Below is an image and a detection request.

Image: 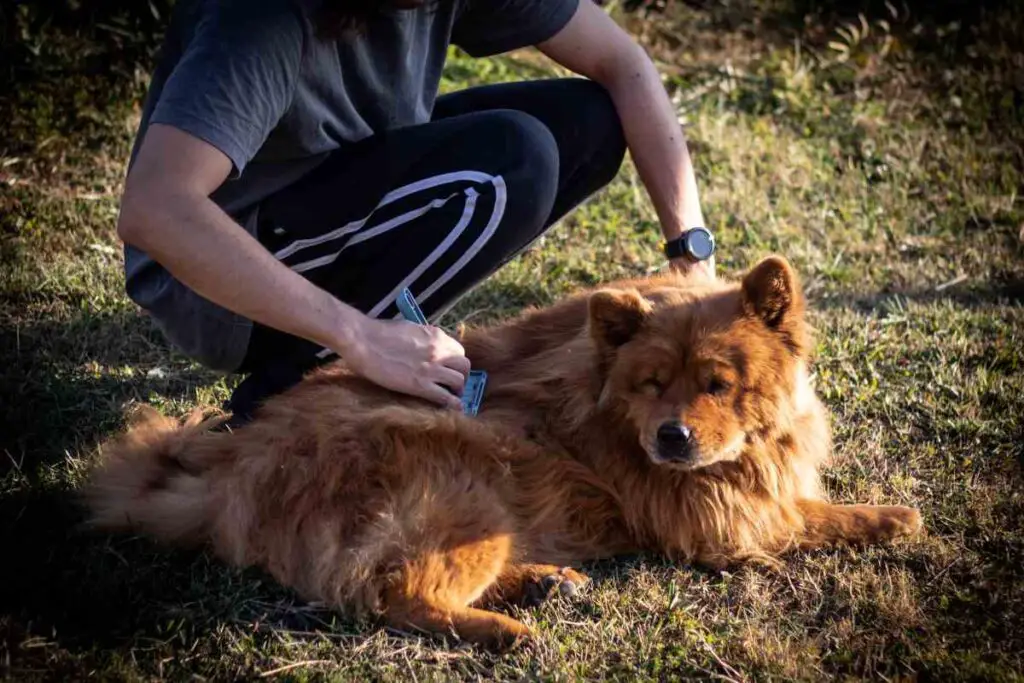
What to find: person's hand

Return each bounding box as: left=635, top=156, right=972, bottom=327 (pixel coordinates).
left=341, top=316, right=470, bottom=409
left=669, top=254, right=716, bottom=283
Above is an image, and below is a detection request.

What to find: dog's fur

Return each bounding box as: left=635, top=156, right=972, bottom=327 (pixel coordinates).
left=84, top=256, right=922, bottom=648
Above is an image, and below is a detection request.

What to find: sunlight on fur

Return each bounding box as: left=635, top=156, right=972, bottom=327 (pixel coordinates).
left=83, top=255, right=923, bottom=649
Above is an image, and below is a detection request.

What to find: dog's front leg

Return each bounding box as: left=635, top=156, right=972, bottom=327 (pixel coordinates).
left=795, top=499, right=923, bottom=548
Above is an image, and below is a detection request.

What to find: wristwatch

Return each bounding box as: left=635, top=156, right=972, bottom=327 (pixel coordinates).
left=664, top=227, right=716, bottom=262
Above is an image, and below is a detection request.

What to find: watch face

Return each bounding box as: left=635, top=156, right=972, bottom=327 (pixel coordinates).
left=687, top=229, right=715, bottom=260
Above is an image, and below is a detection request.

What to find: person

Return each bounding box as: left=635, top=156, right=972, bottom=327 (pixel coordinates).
left=117, top=0, right=717, bottom=425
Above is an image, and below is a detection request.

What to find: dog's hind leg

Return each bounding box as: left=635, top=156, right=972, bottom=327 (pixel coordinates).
left=796, top=500, right=923, bottom=547
left=372, top=469, right=534, bottom=649
left=380, top=531, right=532, bottom=649
left=480, top=564, right=590, bottom=608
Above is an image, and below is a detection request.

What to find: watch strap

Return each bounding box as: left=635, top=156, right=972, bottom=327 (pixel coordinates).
left=663, top=235, right=690, bottom=260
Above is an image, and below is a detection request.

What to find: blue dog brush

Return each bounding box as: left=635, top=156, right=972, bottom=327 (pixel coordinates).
left=396, top=288, right=487, bottom=416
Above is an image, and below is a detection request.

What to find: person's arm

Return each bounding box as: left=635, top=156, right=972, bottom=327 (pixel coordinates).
left=537, top=1, right=713, bottom=279
left=119, top=123, right=468, bottom=408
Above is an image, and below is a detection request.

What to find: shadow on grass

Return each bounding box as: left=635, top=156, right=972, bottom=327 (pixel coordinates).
left=4, top=0, right=1020, bottom=168
left=0, top=484, right=301, bottom=678
left=641, top=0, right=1019, bottom=62
left=642, top=0, right=1023, bottom=155
left=811, top=273, right=1024, bottom=313
left=0, top=474, right=371, bottom=678
left=0, top=308, right=253, bottom=674
left=0, top=309, right=226, bottom=478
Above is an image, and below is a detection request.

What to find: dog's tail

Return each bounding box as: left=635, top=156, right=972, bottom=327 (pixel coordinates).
left=82, top=405, right=231, bottom=546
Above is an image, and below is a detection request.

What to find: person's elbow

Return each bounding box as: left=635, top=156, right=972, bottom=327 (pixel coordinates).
left=116, top=178, right=182, bottom=250
left=116, top=184, right=151, bottom=247
left=116, top=124, right=232, bottom=249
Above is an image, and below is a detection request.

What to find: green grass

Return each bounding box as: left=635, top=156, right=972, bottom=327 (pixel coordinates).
left=2, top=1, right=1023, bottom=680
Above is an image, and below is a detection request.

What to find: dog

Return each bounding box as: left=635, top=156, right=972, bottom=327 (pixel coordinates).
left=83, top=255, right=922, bottom=648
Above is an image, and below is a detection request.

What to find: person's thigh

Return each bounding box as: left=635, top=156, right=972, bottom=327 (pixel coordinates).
left=433, top=78, right=627, bottom=223
left=239, top=108, right=561, bottom=373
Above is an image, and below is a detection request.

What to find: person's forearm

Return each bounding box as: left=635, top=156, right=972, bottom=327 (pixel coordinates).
left=599, top=45, right=705, bottom=241
left=118, top=190, right=363, bottom=355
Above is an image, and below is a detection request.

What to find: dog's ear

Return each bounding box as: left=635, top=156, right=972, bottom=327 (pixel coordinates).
left=741, top=256, right=808, bottom=355
left=589, top=288, right=652, bottom=350
left=741, top=256, right=804, bottom=327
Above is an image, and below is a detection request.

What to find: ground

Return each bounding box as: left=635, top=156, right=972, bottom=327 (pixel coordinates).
left=1, top=1, right=1022, bottom=680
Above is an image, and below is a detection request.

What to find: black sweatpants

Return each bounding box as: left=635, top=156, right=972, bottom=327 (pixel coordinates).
left=227, top=78, right=627, bottom=422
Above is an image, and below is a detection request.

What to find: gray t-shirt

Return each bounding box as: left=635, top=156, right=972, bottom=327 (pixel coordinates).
left=125, top=0, right=578, bottom=372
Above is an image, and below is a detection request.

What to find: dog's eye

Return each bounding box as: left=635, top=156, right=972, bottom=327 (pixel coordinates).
left=640, top=378, right=665, bottom=395
left=706, top=378, right=732, bottom=396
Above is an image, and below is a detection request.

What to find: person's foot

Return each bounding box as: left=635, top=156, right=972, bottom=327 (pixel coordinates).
left=222, top=363, right=310, bottom=429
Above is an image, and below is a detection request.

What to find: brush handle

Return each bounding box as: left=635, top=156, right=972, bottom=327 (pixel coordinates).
left=395, top=288, right=486, bottom=416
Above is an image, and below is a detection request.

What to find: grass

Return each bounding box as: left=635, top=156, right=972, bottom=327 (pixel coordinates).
left=2, top=0, right=1023, bottom=680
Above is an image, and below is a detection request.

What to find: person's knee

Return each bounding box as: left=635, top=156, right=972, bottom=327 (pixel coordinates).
left=488, top=109, right=559, bottom=179
left=475, top=110, right=560, bottom=227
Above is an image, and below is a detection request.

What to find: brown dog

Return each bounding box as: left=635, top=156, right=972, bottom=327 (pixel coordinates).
left=84, top=256, right=922, bottom=648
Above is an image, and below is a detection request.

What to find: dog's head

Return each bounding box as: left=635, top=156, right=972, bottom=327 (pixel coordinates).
left=588, top=256, right=812, bottom=471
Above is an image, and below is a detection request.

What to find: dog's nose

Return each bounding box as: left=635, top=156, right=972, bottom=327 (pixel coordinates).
left=656, top=421, right=693, bottom=461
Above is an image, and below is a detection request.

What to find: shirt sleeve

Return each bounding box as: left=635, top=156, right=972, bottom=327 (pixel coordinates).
left=452, top=0, right=580, bottom=58
left=149, top=0, right=306, bottom=178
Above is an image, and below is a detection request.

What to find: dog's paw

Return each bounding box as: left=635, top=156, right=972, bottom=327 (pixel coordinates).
left=524, top=567, right=589, bottom=607
left=879, top=506, right=923, bottom=539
